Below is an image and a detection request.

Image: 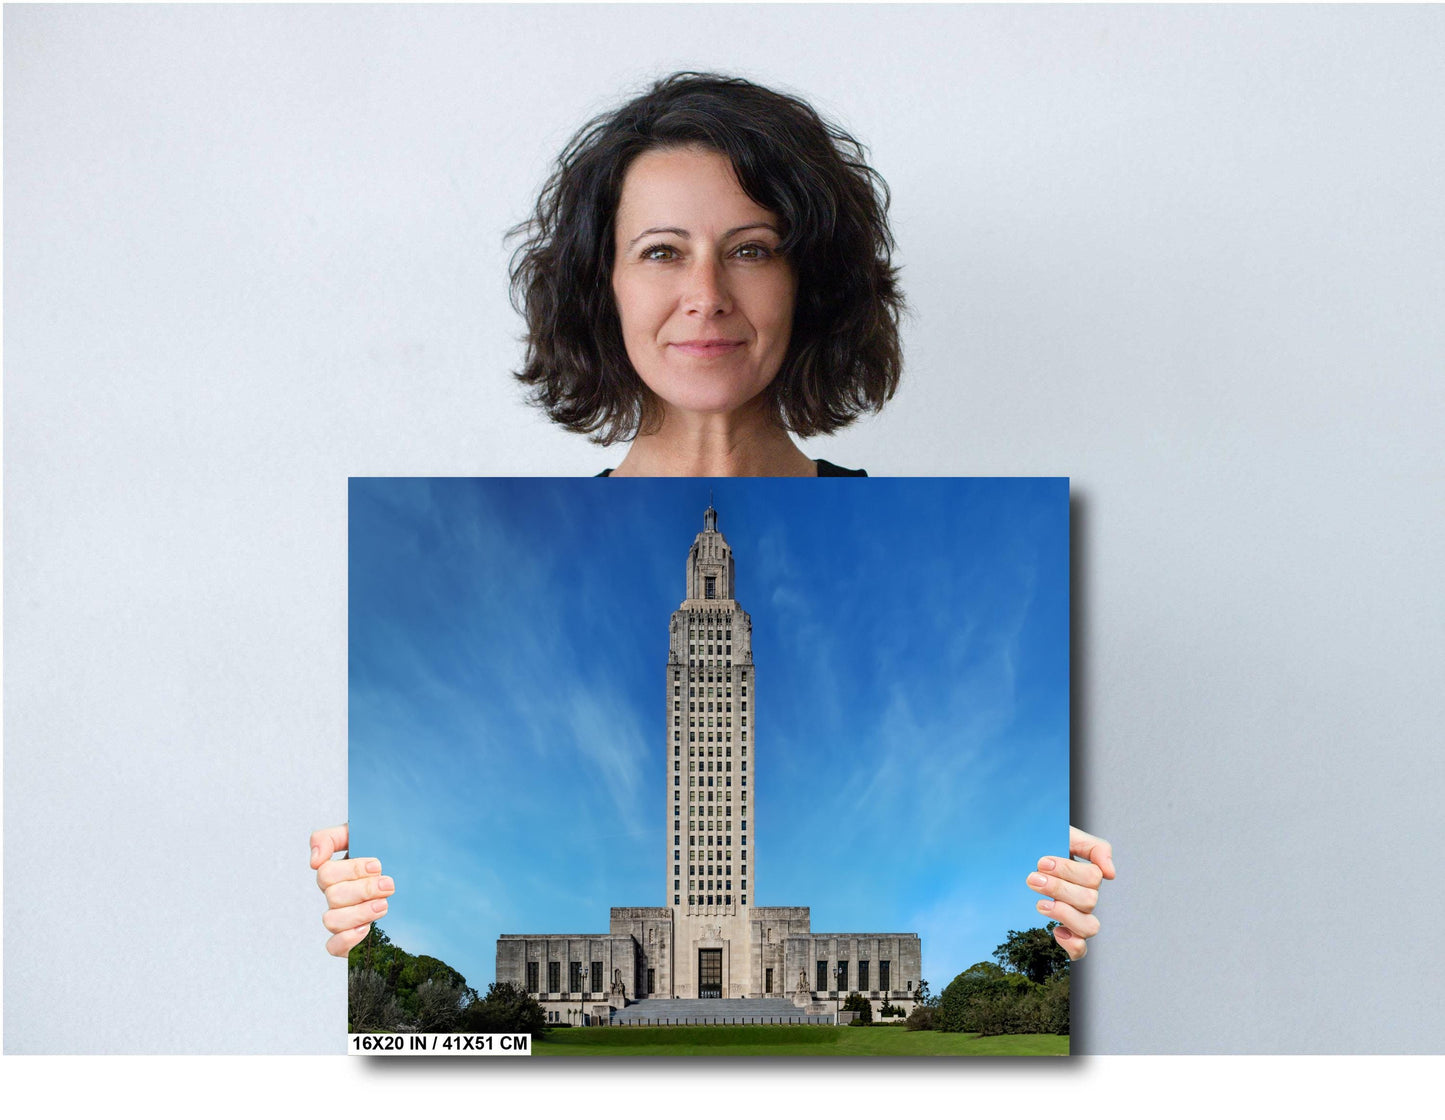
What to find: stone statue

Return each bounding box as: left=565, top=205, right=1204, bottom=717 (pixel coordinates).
left=610, top=968, right=626, bottom=998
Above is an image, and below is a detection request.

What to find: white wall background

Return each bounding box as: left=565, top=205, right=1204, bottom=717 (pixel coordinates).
left=6, top=4, right=1443, bottom=1053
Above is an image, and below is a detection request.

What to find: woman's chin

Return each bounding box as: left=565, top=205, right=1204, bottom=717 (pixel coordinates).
left=650, top=381, right=775, bottom=425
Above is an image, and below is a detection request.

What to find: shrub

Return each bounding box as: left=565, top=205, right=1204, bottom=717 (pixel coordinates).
left=938, top=964, right=1008, bottom=1033
left=841, top=991, right=873, bottom=1024
left=1038, top=972, right=1070, bottom=1035
left=934, top=962, right=1070, bottom=1036
left=904, top=1004, right=936, bottom=1031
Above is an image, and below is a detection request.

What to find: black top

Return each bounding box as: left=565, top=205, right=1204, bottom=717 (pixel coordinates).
left=596, top=459, right=866, bottom=478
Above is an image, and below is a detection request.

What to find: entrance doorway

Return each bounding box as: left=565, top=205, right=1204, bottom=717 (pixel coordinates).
left=698, top=949, right=722, bottom=998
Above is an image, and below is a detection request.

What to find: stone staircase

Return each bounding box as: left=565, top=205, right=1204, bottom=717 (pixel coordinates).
left=609, top=997, right=835, bottom=1026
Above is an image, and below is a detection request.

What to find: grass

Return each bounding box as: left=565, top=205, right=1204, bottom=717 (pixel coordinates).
left=532, top=1024, right=1068, bottom=1056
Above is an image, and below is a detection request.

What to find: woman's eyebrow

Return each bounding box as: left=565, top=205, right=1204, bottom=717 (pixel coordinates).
left=626, top=223, right=780, bottom=249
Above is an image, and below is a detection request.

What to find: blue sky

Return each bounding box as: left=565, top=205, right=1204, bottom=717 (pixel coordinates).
left=349, top=477, right=1069, bottom=995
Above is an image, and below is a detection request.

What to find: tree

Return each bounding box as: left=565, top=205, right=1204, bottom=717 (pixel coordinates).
left=414, top=977, right=465, bottom=1032
left=459, top=981, right=548, bottom=1039
left=992, top=924, right=1070, bottom=985
left=348, top=968, right=402, bottom=1033
left=937, top=962, right=1028, bottom=1033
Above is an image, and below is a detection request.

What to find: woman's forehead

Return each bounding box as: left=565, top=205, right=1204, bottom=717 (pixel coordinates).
left=615, top=147, right=778, bottom=233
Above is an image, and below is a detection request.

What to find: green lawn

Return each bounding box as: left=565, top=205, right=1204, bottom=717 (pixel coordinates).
left=532, top=1024, right=1068, bottom=1056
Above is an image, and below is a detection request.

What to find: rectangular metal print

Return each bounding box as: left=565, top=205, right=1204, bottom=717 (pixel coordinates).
left=347, top=477, right=1071, bottom=1056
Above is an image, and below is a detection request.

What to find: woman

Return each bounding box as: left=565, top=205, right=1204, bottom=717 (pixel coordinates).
left=313, top=72, right=1113, bottom=964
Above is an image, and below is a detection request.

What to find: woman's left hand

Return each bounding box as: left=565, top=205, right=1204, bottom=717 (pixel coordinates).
left=1027, top=826, right=1115, bottom=961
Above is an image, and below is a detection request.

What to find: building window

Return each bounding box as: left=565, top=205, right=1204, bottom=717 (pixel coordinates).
left=705, top=576, right=716, bottom=598
left=548, top=961, right=560, bottom=993
left=647, top=968, right=656, bottom=995
left=838, top=960, right=849, bottom=990
left=591, top=961, right=603, bottom=993
left=569, top=961, right=583, bottom=993
left=859, top=961, right=869, bottom=991
left=817, top=961, right=827, bottom=993
left=526, top=961, right=539, bottom=993
left=880, top=961, right=891, bottom=991
left=765, top=967, right=773, bottom=994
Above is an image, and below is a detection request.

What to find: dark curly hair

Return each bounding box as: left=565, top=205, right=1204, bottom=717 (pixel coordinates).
left=509, top=72, right=904, bottom=445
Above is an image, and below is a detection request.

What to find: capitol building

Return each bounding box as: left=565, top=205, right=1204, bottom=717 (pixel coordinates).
left=495, top=503, right=922, bottom=1025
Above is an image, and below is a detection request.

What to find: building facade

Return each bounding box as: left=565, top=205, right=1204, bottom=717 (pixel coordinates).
left=496, top=504, right=922, bottom=1021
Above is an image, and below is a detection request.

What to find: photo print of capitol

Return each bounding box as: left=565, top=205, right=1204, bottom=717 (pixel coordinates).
left=348, top=477, right=1070, bottom=1037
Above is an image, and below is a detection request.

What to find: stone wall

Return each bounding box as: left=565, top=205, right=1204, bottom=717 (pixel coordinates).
left=783, top=932, right=923, bottom=1003
left=495, top=934, right=638, bottom=1002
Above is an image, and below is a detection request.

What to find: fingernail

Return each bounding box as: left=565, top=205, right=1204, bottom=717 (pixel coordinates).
left=379, top=876, right=395, bottom=892
left=1037, top=898, right=1054, bottom=911
left=1028, top=873, right=1048, bottom=887
left=1055, top=927, right=1073, bottom=939
left=1039, top=857, right=1056, bottom=871
left=371, top=899, right=389, bottom=914
left=365, top=859, right=381, bottom=874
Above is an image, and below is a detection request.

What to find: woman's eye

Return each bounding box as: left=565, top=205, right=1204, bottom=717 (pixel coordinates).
left=642, top=244, right=678, bottom=261
left=734, top=243, right=773, bottom=260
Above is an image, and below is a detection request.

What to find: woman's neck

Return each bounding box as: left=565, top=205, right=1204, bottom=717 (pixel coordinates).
left=610, top=404, right=817, bottom=477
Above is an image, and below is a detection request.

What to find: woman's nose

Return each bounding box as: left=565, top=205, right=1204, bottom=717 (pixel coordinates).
left=682, top=258, right=732, bottom=317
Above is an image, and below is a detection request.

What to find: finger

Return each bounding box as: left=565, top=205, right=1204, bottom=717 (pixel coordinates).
left=324, top=874, right=396, bottom=909
left=1053, top=925, right=1087, bottom=962
left=310, top=824, right=349, bottom=870
left=1036, top=854, right=1103, bottom=890
left=1027, top=869, right=1098, bottom=914
left=316, top=856, right=382, bottom=891
left=327, top=923, right=373, bottom=958
left=1069, top=827, right=1116, bottom=880
left=1035, top=895, right=1100, bottom=939
left=323, top=897, right=390, bottom=935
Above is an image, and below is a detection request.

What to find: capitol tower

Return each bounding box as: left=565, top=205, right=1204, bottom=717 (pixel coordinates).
left=665, top=502, right=755, bottom=995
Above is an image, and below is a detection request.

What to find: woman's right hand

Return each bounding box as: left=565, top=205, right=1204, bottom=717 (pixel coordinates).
left=310, top=823, right=394, bottom=957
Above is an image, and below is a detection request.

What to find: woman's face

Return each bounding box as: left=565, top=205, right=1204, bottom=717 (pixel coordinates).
left=611, top=146, right=797, bottom=421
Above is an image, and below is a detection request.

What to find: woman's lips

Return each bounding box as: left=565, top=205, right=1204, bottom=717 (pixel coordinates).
left=670, top=340, right=744, bottom=356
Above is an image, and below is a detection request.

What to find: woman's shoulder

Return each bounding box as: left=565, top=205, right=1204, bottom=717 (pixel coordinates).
left=813, top=459, right=867, bottom=477
left=597, top=461, right=867, bottom=478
